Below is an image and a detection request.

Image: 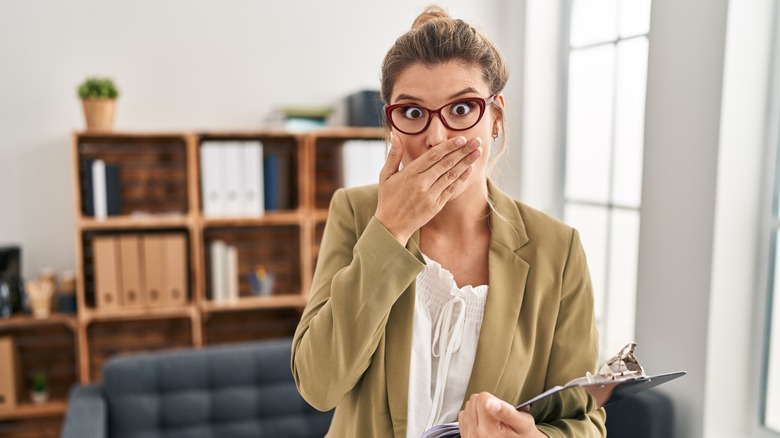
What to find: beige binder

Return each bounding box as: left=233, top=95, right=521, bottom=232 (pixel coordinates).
left=119, top=235, right=145, bottom=308
left=142, top=234, right=166, bottom=307
left=93, top=236, right=122, bottom=309
left=164, top=234, right=188, bottom=306
left=0, top=337, right=21, bottom=411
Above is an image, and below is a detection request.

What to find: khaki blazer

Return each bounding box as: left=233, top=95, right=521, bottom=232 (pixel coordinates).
left=292, top=182, right=606, bottom=437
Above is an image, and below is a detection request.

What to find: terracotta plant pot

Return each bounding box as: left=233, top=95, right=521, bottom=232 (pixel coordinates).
left=82, top=98, right=116, bottom=131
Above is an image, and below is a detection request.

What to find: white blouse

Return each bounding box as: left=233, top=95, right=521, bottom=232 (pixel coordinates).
left=406, top=255, right=488, bottom=438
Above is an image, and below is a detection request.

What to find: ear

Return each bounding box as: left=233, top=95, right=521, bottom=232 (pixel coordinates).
left=495, top=93, right=506, bottom=108
left=492, top=94, right=506, bottom=137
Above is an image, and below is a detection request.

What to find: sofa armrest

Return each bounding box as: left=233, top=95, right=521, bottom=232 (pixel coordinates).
left=61, top=384, right=107, bottom=438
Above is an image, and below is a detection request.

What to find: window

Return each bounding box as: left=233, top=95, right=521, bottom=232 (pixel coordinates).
left=563, top=0, right=651, bottom=357
left=761, top=20, right=780, bottom=428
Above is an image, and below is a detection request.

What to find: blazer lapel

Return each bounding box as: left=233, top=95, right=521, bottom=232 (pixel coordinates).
left=386, top=229, right=422, bottom=436
left=463, top=182, right=530, bottom=402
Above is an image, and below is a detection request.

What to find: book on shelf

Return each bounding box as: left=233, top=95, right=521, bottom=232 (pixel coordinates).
left=92, top=232, right=188, bottom=312
left=143, top=234, right=166, bottom=307
left=340, top=139, right=386, bottom=188
left=209, top=240, right=239, bottom=304
left=92, top=236, right=122, bottom=309
left=200, top=141, right=226, bottom=217
left=91, top=160, right=106, bottom=219
left=243, top=141, right=265, bottom=216
left=0, top=336, right=22, bottom=411
left=118, top=235, right=145, bottom=308
left=226, top=245, right=239, bottom=303
left=223, top=141, right=243, bottom=216
left=263, top=154, right=292, bottom=211
left=80, top=158, right=95, bottom=216
left=200, top=140, right=266, bottom=217
left=90, top=159, right=122, bottom=219
left=264, top=106, right=334, bottom=133
left=105, top=163, right=122, bottom=216
left=163, top=234, right=188, bottom=306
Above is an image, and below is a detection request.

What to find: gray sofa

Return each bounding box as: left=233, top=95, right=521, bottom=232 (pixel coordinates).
left=60, top=338, right=332, bottom=438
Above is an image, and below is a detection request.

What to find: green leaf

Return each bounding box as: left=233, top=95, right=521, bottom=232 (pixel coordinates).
left=77, top=76, right=120, bottom=99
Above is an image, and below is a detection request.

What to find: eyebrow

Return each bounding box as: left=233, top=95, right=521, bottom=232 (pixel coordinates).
left=394, top=87, right=481, bottom=103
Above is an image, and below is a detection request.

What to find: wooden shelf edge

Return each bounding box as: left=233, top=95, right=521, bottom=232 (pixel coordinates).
left=78, top=214, right=191, bottom=230
left=196, top=130, right=300, bottom=139
left=0, top=314, right=78, bottom=331
left=201, top=295, right=308, bottom=314
left=0, top=400, right=67, bottom=420
left=309, top=127, right=386, bottom=139
left=74, top=131, right=188, bottom=139
left=201, top=210, right=305, bottom=227
left=82, top=305, right=197, bottom=323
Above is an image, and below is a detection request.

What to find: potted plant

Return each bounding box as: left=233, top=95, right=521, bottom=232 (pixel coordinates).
left=29, top=371, right=49, bottom=404
left=78, top=76, right=119, bottom=131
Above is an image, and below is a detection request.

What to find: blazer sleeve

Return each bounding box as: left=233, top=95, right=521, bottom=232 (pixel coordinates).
left=291, top=188, right=425, bottom=411
left=534, top=228, right=607, bottom=437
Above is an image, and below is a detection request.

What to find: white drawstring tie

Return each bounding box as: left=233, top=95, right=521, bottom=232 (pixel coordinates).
left=425, top=295, right=467, bottom=430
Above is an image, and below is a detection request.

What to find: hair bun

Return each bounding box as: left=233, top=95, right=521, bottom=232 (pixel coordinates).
left=411, top=5, right=451, bottom=29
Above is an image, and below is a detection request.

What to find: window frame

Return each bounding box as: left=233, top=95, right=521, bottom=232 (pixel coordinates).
left=752, top=1, right=780, bottom=435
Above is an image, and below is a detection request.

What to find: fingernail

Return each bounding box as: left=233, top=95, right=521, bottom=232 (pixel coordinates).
left=487, top=398, right=501, bottom=413
left=455, top=137, right=466, bottom=146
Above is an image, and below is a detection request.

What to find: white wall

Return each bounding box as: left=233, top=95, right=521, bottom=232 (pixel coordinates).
left=0, top=0, right=513, bottom=280
left=636, top=0, right=729, bottom=437
left=704, top=0, right=774, bottom=436
left=519, top=0, right=565, bottom=216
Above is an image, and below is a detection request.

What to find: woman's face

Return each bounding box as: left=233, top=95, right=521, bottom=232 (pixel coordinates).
left=389, top=61, right=501, bottom=195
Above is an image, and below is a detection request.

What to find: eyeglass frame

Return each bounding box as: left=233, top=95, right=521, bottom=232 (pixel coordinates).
left=384, top=95, right=496, bottom=135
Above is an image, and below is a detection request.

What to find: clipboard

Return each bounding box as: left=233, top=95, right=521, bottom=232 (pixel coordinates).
left=515, top=370, right=687, bottom=410
left=421, top=343, right=686, bottom=438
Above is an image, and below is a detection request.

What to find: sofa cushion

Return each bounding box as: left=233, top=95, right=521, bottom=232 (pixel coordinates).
left=101, top=338, right=330, bottom=438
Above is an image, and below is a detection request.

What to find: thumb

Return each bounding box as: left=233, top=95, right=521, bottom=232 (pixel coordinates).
left=379, top=137, right=403, bottom=182
left=486, top=397, right=525, bottom=431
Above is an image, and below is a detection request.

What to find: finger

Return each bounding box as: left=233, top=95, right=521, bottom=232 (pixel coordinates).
left=460, top=394, right=480, bottom=435
left=431, top=160, right=475, bottom=207
left=425, top=138, right=481, bottom=196
left=430, top=137, right=482, bottom=178
left=379, top=138, right=403, bottom=182
left=405, top=135, right=469, bottom=173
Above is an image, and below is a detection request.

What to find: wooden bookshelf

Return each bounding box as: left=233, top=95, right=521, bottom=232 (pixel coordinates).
left=0, top=127, right=384, bottom=433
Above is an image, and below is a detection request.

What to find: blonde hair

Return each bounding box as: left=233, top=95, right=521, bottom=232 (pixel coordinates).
left=380, top=5, right=510, bottom=173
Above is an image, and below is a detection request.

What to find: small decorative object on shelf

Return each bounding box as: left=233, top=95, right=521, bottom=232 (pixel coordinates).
left=25, top=277, right=54, bottom=319
left=249, top=265, right=275, bottom=296
left=0, top=281, right=11, bottom=318
left=29, top=371, right=48, bottom=404
left=58, top=271, right=77, bottom=314
left=77, top=76, right=119, bottom=131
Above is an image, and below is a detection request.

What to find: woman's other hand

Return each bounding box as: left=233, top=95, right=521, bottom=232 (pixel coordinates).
left=458, top=392, right=545, bottom=438
left=375, top=135, right=482, bottom=245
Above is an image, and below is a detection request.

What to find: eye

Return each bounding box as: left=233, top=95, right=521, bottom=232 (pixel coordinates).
left=450, top=101, right=477, bottom=117
left=401, top=106, right=426, bottom=120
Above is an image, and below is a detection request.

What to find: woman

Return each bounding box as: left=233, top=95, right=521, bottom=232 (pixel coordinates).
left=291, top=6, right=606, bottom=437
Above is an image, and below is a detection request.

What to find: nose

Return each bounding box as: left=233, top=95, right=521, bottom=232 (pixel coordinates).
left=424, top=113, right=449, bottom=148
